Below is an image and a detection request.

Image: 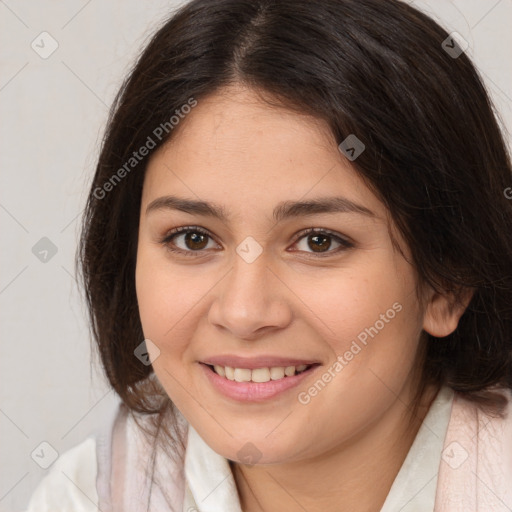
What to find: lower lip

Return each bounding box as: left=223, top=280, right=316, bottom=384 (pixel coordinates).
left=200, top=363, right=319, bottom=402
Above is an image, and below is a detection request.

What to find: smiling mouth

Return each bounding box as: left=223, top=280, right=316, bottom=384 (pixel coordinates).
left=204, top=363, right=318, bottom=383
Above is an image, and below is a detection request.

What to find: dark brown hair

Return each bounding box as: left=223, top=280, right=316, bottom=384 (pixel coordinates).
left=79, top=0, right=512, bottom=423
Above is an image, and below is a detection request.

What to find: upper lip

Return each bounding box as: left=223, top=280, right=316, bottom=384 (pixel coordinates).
left=201, top=355, right=321, bottom=369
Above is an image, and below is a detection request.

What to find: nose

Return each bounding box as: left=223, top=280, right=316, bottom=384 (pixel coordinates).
left=207, top=252, right=293, bottom=340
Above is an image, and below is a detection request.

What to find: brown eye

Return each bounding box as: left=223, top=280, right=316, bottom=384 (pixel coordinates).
left=162, top=226, right=220, bottom=256
left=184, top=231, right=209, bottom=250
left=308, top=233, right=332, bottom=252
left=292, top=228, right=353, bottom=256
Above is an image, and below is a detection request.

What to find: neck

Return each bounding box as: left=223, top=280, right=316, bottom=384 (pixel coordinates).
left=231, top=383, right=439, bottom=512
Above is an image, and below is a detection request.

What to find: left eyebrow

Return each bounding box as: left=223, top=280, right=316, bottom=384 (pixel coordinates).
left=145, top=195, right=376, bottom=221
left=272, top=197, right=376, bottom=221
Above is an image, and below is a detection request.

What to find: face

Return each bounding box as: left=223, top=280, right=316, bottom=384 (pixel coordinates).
left=135, top=84, right=456, bottom=465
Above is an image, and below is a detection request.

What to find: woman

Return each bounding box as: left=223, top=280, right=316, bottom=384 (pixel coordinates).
left=27, top=0, right=512, bottom=510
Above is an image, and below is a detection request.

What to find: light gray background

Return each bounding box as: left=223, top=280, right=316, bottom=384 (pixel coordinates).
left=1, top=1, right=511, bottom=510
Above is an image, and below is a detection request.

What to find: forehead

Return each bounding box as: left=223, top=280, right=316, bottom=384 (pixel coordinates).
left=142, top=85, right=386, bottom=221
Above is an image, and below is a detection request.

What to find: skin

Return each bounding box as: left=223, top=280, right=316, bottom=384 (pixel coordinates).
left=135, top=84, right=471, bottom=512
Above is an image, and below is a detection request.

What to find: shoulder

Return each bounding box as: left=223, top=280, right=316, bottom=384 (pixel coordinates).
left=25, top=401, right=190, bottom=511
left=26, top=397, right=122, bottom=511
left=449, top=386, right=512, bottom=455
left=474, top=387, right=512, bottom=456
left=453, top=386, right=512, bottom=433
left=26, top=437, right=99, bottom=512
left=436, top=387, right=512, bottom=510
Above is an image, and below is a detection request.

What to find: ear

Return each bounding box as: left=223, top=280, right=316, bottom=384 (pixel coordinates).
left=423, top=286, right=474, bottom=338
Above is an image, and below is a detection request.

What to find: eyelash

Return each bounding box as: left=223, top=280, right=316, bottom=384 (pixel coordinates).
left=159, top=225, right=354, bottom=258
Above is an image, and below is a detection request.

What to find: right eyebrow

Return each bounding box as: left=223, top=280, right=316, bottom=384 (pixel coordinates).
left=145, top=195, right=230, bottom=222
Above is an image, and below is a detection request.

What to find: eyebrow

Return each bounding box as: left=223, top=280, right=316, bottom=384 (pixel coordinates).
left=145, top=195, right=376, bottom=222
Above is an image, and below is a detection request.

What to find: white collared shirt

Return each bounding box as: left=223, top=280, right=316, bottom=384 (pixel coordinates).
left=26, top=387, right=454, bottom=511
left=183, top=386, right=454, bottom=512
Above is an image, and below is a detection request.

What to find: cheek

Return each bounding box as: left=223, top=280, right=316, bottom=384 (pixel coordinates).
left=135, top=249, right=206, bottom=409
left=135, top=248, right=191, bottom=351
left=135, top=252, right=171, bottom=341
left=135, top=246, right=220, bottom=359
left=290, top=268, right=423, bottom=446
left=294, top=260, right=422, bottom=379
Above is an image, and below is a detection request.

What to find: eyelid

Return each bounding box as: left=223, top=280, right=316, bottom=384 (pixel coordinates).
left=160, top=225, right=215, bottom=243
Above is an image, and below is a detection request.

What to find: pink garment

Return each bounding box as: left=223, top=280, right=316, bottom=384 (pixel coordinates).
left=96, top=405, right=189, bottom=511
left=96, top=388, right=512, bottom=511
left=434, top=389, right=512, bottom=511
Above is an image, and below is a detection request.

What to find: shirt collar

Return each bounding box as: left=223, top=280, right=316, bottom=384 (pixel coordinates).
left=184, top=425, right=242, bottom=512
left=379, top=385, right=454, bottom=512
left=184, top=386, right=454, bottom=512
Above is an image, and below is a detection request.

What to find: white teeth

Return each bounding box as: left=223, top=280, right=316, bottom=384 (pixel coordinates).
left=213, top=365, right=225, bottom=377
left=251, top=368, right=270, bottom=382
left=211, top=364, right=311, bottom=382
left=270, top=367, right=285, bottom=380
left=284, top=366, right=295, bottom=376
left=234, top=368, right=252, bottom=382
